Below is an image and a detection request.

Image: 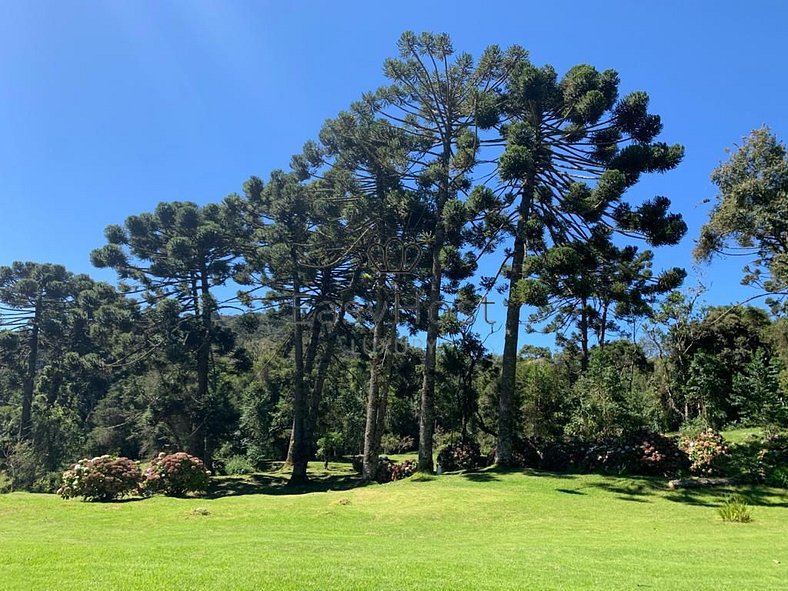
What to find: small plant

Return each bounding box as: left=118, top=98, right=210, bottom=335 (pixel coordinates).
left=143, top=452, right=211, bottom=496
left=58, top=455, right=142, bottom=501
left=717, top=495, right=752, bottom=523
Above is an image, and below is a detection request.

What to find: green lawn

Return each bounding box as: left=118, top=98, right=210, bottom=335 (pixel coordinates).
left=722, top=427, right=765, bottom=444
left=1, top=465, right=786, bottom=590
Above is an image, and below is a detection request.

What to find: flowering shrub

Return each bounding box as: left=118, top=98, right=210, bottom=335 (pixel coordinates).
left=143, top=452, right=211, bottom=496
left=680, top=428, right=729, bottom=475
left=371, top=457, right=418, bottom=483
left=634, top=432, right=689, bottom=477
left=58, top=455, right=142, bottom=501
left=437, top=439, right=484, bottom=472
left=388, top=459, right=417, bottom=481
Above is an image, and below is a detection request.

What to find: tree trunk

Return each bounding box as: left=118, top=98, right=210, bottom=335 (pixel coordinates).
left=418, top=232, right=443, bottom=473
left=288, top=258, right=309, bottom=485
left=363, top=274, right=386, bottom=480
left=496, top=186, right=533, bottom=466
left=580, top=299, right=590, bottom=371
left=194, top=267, right=213, bottom=466
left=374, top=329, right=395, bottom=458
left=309, top=270, right=360, bottom=443
left=286, top=296, right=325, bottom=464
left=18, top=297, right=42, bottom=441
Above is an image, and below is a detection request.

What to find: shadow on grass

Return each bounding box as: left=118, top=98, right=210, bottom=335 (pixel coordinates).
left=580, top=475, right=788, bottom=508
left=207, top=470, right=366, bottom=498
left=462, top=472, right=501, bottom=483
left=663, top=486, right=788, bottom=508
left=555, top=488, right=585, bottom=495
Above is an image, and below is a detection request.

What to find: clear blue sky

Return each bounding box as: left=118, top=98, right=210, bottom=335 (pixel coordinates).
left=1, top=1, right=786, bottom=350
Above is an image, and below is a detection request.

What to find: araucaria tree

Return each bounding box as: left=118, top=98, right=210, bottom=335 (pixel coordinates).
left=91, top=201, right=241, bottom=464
left=369, top=31, right=525, bottom=471
left=0, top=263, right=79, bottom=439
left=484, top=58, right=687, bottom=465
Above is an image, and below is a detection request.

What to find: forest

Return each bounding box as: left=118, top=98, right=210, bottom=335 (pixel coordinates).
left=1, top=31, right=787, bottom=494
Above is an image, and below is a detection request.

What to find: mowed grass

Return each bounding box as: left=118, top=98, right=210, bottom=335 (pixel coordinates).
left=1, top=466, right=787, bottom=591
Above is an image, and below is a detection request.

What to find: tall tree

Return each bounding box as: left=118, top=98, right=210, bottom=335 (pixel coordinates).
left=0, top=262, right=77, bottom=439
left=370, top=31, right=524, bottom=471
left=91, top=201, right=241, bottom=464
left=294, top=107, right=425, bottom=480
left=483, top=58, right=686, bottom=464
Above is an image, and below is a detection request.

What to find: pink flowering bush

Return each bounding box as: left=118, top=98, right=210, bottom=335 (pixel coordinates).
left=388, top=459, right=417, bottom=481
left=374, top=457, right=417, bottom=483
left=680, top=428, right=729, bottom=475
left=58, top=455, right=142, bottom=501
left=143, top=452, right=211, bottom=496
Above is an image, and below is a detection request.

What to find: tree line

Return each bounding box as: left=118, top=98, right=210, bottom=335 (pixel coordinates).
left=1, top=32, right=786, bottom=490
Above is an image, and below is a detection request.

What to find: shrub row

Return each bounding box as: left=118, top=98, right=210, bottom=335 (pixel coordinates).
left=58, top=452, right=210, bottom=501
left=477, top=430, right=691, bottom=477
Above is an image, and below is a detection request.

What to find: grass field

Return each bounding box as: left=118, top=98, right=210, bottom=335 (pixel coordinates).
left=1, top=463, right=787, bottom=591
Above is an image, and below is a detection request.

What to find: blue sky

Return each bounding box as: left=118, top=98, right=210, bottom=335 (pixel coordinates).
left=1, top=1, right=786, bottom=351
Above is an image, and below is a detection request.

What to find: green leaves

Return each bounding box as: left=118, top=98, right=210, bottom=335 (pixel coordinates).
left=696, top=128, right=788, bottom=293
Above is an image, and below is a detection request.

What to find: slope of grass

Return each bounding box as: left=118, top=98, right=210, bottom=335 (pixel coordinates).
left=722, top=427, right=765, bottom=444
left=1, top=466, right=786, bottom=591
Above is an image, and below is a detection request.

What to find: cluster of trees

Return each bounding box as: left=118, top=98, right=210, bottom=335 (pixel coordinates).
left=1, top=33, right=786, bottom=490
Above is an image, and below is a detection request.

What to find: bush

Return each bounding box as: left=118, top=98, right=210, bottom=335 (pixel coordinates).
left=31, top=471, right=63, bottom=493
left=388, top=459, right=417, bottom=481
left=381, top=434, right=415, bottom=455
left=632, top=431, right=689, bottom=477
left=223, top=455, right=255, bottom=476
left=505, top=432, right=688, bottom=477
left=143, top=452, right=210, bottom=496
left=728, top=431, right=788, bottom=486
left=766, top=466, right=788, bottom=488
left=718, top=495, right=752, bottom=523
left=351, top=455, right=364, bottom=474
left=680, top=428, right=729, bottom=476
left=58, top=456, right=142, bottom=501
left=374, top=457, right=417, bottom=483
left=437, top=439, right=484, bottom=472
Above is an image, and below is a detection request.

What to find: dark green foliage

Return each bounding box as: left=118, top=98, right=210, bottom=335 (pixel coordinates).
left=732, top=349, right=787, bottom=429
left=437, top=439, right=485, bottom=472
left=727, top=431, right=788, bottom=487
left=565, top=346, right=652, bottom=439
